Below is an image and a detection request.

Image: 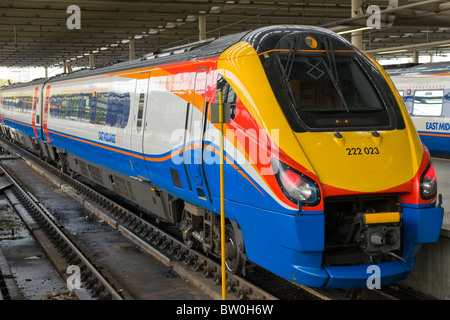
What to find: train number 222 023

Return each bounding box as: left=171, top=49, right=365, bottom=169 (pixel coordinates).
left=346, top=147, right=380, bottom=156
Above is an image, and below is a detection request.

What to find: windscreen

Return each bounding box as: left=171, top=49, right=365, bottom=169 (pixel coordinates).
left=280, top=55, right=389, bottom=129
left=259, top=32, right=403, bottom=132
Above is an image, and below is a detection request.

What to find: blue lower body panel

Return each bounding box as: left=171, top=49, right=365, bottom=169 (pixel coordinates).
left=40, top=127, right=444, bottom=288
left=325, top=261, right=412, bottom=288
left=402, top=204, right=444, bottom=259
left=418, top=132, right=450, bottom=156
left=233, top=201, right=444, bottom=288
left=3, top=118, right=36, bottom=138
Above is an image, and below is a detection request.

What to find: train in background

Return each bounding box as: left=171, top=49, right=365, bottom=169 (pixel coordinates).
left=388, top=62, right=450, bottom=156
left=0, top=26, right=444, bottom=289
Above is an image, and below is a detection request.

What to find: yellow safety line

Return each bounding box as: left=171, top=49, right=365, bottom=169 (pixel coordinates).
left=219, top=91, right=227, bottom=300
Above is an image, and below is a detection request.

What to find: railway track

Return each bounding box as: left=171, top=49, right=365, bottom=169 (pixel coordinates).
left=0, top=137, right=278, bottom=300
left=0, top=163, right=124, bottom=300
left=0, top=136, right=435, bottom=301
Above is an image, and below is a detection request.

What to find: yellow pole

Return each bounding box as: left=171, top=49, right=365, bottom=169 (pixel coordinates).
left=219, top=90, right=226, bottom=300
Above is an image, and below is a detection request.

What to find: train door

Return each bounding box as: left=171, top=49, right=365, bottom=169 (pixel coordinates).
left=130, top=72, right=150, bottom=179
left=31, top=86, right=39, bottom=138
left=0, top=91, right=3, bottom=127
left=183, top=67, right=211, bottom=201
left=42, top=85, right=51, bottom=142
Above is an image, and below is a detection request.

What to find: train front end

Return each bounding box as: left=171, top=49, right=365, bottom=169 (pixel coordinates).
left=217, top=26, right=444, bottom=288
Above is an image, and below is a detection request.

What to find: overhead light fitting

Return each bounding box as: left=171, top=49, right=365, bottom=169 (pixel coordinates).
left=337, top=27, right=372, bottom=35
left=376, top=49, right=408, bottom=55
left=210, top=6, right=221, bottom=13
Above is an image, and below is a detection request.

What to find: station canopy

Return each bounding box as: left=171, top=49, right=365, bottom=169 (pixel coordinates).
left=1, top=0, right=450, bottom=68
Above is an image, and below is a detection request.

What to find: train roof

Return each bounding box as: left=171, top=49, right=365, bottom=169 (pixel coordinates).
left=386, top=62, right=450, bottom=77
left=0, top=30, right=252, bottom=91
left=49, top=29, right=262, bottom=85
left=1, top=25, right=352, bottom=90
left=0, top=77, right=47, bottom=91
left=241, top=25, right=354, bottom=54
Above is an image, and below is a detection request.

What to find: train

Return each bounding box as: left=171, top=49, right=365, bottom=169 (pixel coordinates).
left=388, top=62, right=450, bottom=156
left=0, top=25, right=444, bottom=289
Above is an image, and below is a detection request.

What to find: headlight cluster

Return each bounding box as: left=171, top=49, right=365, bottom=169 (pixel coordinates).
left=420, top=162, right=437, bottom=200
left=271, top=159, right=320, bottom=207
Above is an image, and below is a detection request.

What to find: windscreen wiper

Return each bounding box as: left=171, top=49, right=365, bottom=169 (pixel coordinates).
left=323, top=38, right=350, bottom=113
left=284, top=37, right=299, bottom=80
left=276, top=37, right=300, bottom=109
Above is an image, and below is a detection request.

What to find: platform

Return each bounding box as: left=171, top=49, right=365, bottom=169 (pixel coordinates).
left=433, top=157, right=450, bottom=229
left=398, top=157, right=450, bottom=300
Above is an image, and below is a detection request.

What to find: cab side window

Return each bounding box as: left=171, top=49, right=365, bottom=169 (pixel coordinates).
left=216, top=75, right=237, bottom=120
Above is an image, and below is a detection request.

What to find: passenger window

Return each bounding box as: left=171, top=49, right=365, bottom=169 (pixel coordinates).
left=95, top=92, right=108, bottom=125
left=70, top=95, right=81, bottom=120
left=216, top=75, right=237, bottom=120
left=54, top=96, right=62, bottom=117
left=61, top=95, right=70, bottom=119
left=412, top=90, right=443, bottom=117
left=18, top=97, right=24, bottom=112
left=49, top=97, right=58, bottom=117
left=136, top=92, right=145, bottom=133
left=107, top=93, right=120, bottom=127
left=25, top=96, right=33, bottom=113
left=7, top=97, right=12, bottom=109
left=106, top=92, right=130, bottom=128
left=81, top=93, right=92, bottom=123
